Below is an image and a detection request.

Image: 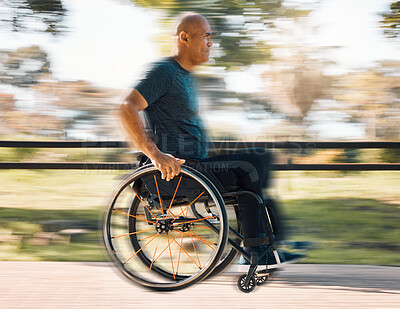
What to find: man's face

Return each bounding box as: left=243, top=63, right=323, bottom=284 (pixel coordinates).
left=187, top=20, right=213, bottom=65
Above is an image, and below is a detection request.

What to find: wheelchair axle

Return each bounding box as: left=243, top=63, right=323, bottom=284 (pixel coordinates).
left=154, top=218, right=195, bottom=234
left=155, top=220, right=174, bottom=234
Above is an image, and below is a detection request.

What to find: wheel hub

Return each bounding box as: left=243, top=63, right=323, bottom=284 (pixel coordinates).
left=155, top=220, right=173, bottom=234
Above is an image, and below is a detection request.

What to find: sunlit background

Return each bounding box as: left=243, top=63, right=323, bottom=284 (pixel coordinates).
left=0, top=0, right=399, bottom=270
left=1, top=0, right=400, bottom=143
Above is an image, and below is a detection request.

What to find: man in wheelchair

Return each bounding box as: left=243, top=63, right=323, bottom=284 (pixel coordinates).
left=118, top=13, right=303, bottom=292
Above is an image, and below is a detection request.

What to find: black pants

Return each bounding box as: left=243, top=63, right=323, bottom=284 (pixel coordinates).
left=201, top=148, right=284, bottom=243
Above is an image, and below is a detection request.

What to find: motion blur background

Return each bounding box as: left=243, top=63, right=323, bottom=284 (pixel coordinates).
left=0, top=0, right=399, bottom=265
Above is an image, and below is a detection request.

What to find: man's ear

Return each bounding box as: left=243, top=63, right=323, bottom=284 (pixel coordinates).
left=179, top=31, right=189, bottom=44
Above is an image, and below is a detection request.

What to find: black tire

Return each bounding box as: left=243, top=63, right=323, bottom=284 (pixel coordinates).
left=237, top=274, right=256, bottom=293
left=103, top=164, right=228, bottom=291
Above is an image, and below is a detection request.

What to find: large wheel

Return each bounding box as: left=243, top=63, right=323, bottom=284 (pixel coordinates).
left=103, top=164, right=228, bottom=291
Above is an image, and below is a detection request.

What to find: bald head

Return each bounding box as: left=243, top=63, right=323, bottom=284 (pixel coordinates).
left=174, top=13, right=209, bottom=36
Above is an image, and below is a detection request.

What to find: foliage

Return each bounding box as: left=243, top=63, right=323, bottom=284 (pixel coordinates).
left=264, top=53, right=331, bottom=121
left=380, top=148, right=400, bottom=163
left=381, top=1, right=400, bottom=39
left=13, top=147, right=38, bottom=161
left=332, top=149, right=361, bottom=164
left=331, top=64, right=400, bottom=140
left=0, top=0, right=66, bottom=36
left=0, top=46, right=50, bottom=88
left=131, top=0, right=310, bottom=68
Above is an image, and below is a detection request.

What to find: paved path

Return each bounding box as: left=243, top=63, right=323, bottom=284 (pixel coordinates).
left=0, top=262, right=399, bottom=309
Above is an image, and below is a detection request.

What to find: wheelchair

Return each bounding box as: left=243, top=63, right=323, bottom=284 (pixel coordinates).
left=103, top=157, right=280, bottom=293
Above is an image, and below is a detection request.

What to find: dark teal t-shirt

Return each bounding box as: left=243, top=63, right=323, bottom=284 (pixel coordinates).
left=135, top=57, right=208, bottom=160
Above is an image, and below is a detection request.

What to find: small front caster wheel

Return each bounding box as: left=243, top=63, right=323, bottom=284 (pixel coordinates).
left=237, top=274, right=256, bottom=293
left=256, top=273, right=269, bottom=286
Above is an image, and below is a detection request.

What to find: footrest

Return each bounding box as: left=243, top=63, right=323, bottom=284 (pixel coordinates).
left=243, top=236, right=269, bottom=247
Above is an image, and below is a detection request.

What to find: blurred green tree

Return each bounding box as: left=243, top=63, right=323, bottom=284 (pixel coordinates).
left=0, top=0, right=66, bottom=36
left=332, top=63, right=400, bottom=140
left=381, top=148, right=400, bottom=163
left=263, top=49, right=331, bottom=122
left=0, top=46, right=50, bottom=87
left=381, top=1, right=400, bottom=39
left=131, top=0, right=310, bottom=68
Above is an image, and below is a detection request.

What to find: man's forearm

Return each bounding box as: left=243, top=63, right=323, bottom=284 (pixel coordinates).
left=119, top=103, right=161, bottom=160
left=120, top=98, right=184, bottom=181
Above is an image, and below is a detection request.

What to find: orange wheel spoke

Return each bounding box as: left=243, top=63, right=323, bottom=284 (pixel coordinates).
left=185, top=201, right=190, bottom=217
left=167, top=234, right=175, bottom=279
left=165, top=176, right=182, bottom=220
left=112, top=227, right=154, bottom=239
left=153, top=175, right=165, bottom=219
left=124, top=233, right=158, bottom=264
left=171, top=191, right=205, bottom=223
left=188, top=231, right=201, bottom=268
left=153, top=232, right=180, bottom=263
left=132, top=214, right=146, bottom=219
left=113, top=209, right=154, bottom=224
left=193, top=225, right=212, bottom=231
left=131, top=190, right=159, bottom=223
left=138, top=233, right=159, bottom=242
left=167, top=209, right=178, bottom=219
left=150, top=234, right=161, bottom=270
left=172, top=216, right=216, bottom=227
left=189, top=230, right=216, bottom=250
left=170, top=231, right=201, bottom=269
left=175, top=234, right=184, bottom=276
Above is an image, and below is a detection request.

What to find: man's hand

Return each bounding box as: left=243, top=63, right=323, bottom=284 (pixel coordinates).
left=151, top=152, right=185, bottom=181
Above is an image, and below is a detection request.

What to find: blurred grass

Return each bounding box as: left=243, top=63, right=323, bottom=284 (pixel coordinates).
left=0, top=204, right=109, bottom=261
left=0, top=169, right=399, bottom=264
left=0, top=169, right=119, bottom=261
left=0, top=144, right=132, bottom=163
left=281, top=198, right=400, bottom=265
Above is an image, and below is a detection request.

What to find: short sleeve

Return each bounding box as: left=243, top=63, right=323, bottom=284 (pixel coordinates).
left=134, top=61, right=175, bottom=106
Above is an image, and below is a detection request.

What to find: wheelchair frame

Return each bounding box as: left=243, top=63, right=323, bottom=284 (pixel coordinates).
left=103, top=163, right=280, bottom=293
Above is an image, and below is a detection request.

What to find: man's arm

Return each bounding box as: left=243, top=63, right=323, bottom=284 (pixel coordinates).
left=120, top=89, right=185, bottom=181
